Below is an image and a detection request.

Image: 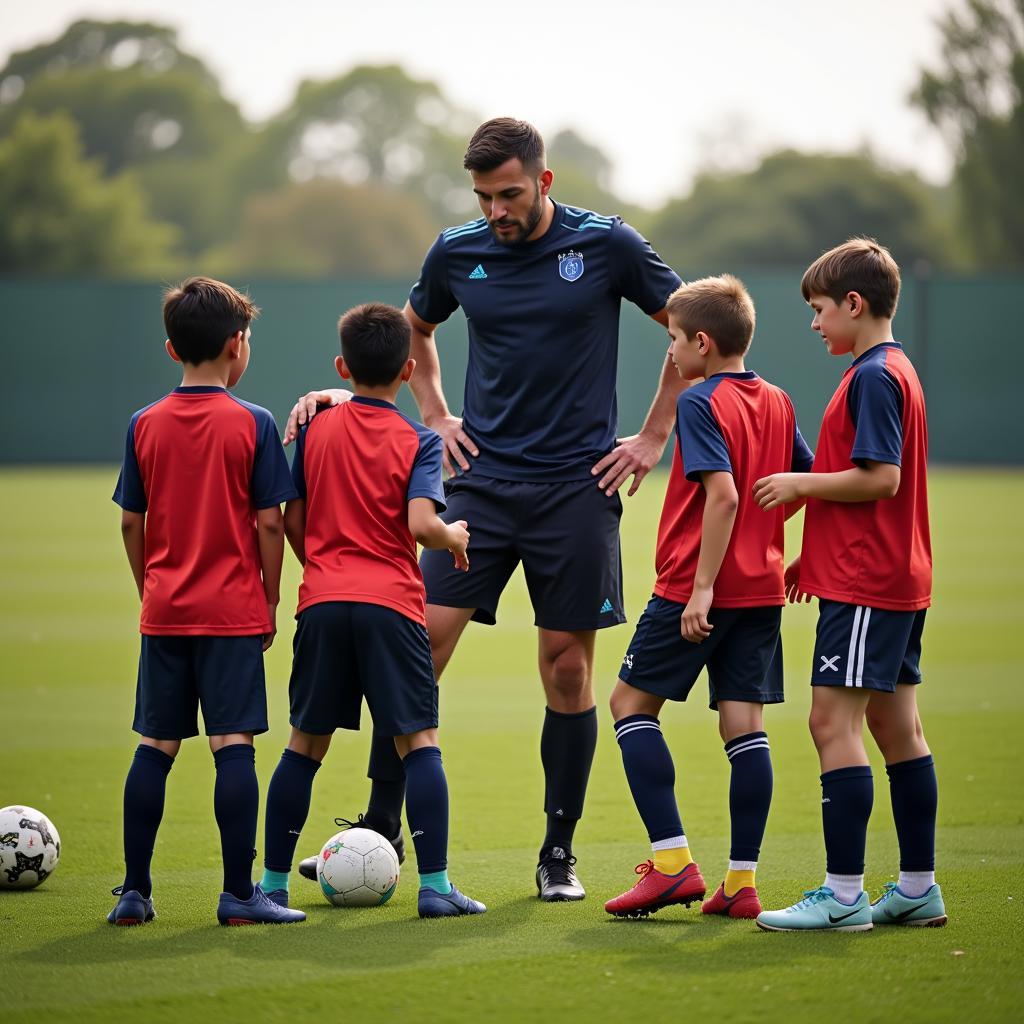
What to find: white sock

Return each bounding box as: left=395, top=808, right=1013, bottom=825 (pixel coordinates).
left=651, top=835, right=688, bottom=851
left=898, top=870, right=935, bottom=897
left=728, top=860, right=757, bottom=872
left=824, top=872, right=864, bottom=904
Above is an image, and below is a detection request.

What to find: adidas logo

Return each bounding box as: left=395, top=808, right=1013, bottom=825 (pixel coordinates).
left=468, top=264, right=487, bottom=279
left=599, top=598, right=614, bottom=614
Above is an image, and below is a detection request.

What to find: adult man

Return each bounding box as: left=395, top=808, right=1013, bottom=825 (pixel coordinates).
left=287, top=118, right=684, bottom=900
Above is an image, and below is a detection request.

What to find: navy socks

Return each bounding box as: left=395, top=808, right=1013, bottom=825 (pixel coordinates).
left=821, top=765, right=874, bottom=874
left=886, top=754, right=937, bottom=871
left=614, top=715, right=685, bottom=843
left=367, top=733, right=406, bottom=836
left=263, top=748, right=322, bottom=874
left=121, top=744, right=174, bottom=898
left=725, top=732, right=773, bottom=862
left=402, top=746, right=449, bottom=874
left=540, top=706, right=597, bottom=854
left=213, top=743, right=258, bottom=901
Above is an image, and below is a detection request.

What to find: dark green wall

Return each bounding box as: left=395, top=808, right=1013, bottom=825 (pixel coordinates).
left=1, top=272, right=1021, bottom=464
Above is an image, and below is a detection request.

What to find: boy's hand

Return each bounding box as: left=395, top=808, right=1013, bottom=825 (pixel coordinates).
left=753, top=473, right=805, bottom=511
left=681, top=586, right=713, bottom=643
left=446, top=520, right=470, bottom=571
left=263, top=603, right=278, bottom=651
left=784, top=557, right=811, bottom=604
left=283, top=388, right=352, bottom=444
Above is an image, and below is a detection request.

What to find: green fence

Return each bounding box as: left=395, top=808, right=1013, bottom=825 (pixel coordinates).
left=1, top=272, right=1021, bottom=464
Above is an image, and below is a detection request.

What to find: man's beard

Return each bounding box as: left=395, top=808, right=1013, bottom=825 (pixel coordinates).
left=489, top=190, right=545, bottom=246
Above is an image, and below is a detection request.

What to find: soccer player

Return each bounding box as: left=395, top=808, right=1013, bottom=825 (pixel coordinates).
left=287, top=118, right=684, bottom=900
left=260, top=303, right=485, bottom=919
left=109, top=277, right=304, bottom=926
left=754, top=238, right=945, bottom=931
left=603, top=276, right=814, bottom=919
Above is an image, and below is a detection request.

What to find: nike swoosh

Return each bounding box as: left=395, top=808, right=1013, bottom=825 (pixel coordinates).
left=829, top=908, right=864, bottom=923
left=887, top=903, right=930, bottom=921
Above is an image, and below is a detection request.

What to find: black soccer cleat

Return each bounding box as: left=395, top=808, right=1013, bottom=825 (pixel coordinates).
left=536, top=846, right=586, bottom=902
left=298, top=814, right=406, bottom=881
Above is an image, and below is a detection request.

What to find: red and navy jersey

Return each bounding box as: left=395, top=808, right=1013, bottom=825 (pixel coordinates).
left=654, top=372, right=814, bottom=607
left=112, top=386, right=296, bottom=635
left=409, top=202, right=681, bottom=482
left=291, top=396, right=446, bottom=626
left=800, top=343, right=931, bottom=611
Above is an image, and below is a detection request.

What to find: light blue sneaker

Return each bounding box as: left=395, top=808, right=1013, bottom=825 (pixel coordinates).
left=871, top=882, right=947, bottom=927
left=756, top=887, right=872, bottom=932
left=217, top=884, right=306, bottom=926
left=107, top=886, right=156, bottom=926
left=418, top=884, right=487, bottom=919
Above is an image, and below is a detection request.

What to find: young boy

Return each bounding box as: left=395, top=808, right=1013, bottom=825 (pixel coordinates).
left=110, top=276, right=304, bottom=926
left=604, top=275, right=814, bottom=919
left=258, top=302, right=486, bottom=919
left=754, top=238, right=945, bottom=932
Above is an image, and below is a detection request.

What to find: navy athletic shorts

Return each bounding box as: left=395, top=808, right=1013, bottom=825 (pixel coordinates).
left=289, top=601, right=438, bottom=736
left=420, top=473, right=625, bottom=631
left=811, top=599, right=926, bottom=692
left=133, top=635, right=268, bottom=740
left=618, top=596, right=784, bottom=709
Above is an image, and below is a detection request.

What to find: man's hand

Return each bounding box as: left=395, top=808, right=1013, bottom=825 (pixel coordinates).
left=753, top=473, right=805, bottom=511
left=591, top=432, right=664, bottom=497
left=263, top=603, right=278, bottom=651
left=430, top=415, right=479, bottom=477
left=784, top=556, right=811, bottom=604
left=681, top=586, right=714, bottom=643
left=283, top=388, right=352, bottom=445
left=446, top=519, right=470, bottom=571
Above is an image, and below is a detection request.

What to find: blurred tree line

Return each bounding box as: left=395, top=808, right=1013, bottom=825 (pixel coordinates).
left=0, top=2, right=1021, bottom=278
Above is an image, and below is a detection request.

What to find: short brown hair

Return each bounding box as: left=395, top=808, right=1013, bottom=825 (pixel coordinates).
left=464, top=117, right=545, bottom=174
left=665, top=275, right=756, bottom=357
left=338, top=302, right=411, bottom=387
left=800, top=237, right=901, bottom=319
left=163, top=276, right=258, bottom=365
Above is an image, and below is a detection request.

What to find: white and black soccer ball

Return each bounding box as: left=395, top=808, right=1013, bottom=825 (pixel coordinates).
left=316, top=827, right=399, bottom=907
left=0, top=805, right=60, bottom=889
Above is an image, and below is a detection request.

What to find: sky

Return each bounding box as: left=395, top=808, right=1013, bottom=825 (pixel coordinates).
left=1, top=0, right=957, bottom=207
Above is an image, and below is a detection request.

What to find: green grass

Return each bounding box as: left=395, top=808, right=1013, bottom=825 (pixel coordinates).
left=1, top=467, right=1022, bottom=1023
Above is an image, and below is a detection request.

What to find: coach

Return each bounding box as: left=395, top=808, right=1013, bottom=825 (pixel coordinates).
left=288, top=118, right=684, bottom=901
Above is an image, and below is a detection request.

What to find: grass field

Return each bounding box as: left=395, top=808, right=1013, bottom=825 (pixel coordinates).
left=1, top=467, right=1022, bottom=1023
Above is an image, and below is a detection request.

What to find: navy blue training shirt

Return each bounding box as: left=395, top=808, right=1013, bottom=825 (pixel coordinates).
left=408, top=202, right=682, bottom=481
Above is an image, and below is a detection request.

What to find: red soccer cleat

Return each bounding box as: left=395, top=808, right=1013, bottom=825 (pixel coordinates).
left=604, top=860, right=706, bottom=918
left=701, top=882, right=763, bottom=919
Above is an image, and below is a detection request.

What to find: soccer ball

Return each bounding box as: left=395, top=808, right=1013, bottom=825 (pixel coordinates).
left=0, top=805, right=60, bottom=889
left=316, top=827, right=399, bottom=907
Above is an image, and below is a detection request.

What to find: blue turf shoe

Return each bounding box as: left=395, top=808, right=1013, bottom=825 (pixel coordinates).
left=756, top=887, right=873, bottom=932
left=418, top=884, right=487, bottom=919
left=264, top=888, right=290, bottom=908
left=107, top=886, right=155, bottom=926
left=217, top=884, right=306, bottom=925
left=871, top=882, right=948, bottom=927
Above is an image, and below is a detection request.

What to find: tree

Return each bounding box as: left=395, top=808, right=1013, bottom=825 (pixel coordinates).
left=547, top=129, right=643, bottom=223
left=0, top=112, right=179, bottom=275
left=912, top=0, right=1024, bottom=265
left=649, top=150, right=959, bottom=272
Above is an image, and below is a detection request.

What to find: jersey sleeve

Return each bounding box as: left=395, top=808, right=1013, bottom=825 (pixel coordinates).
left=112, top=412, right=147, bottom=512
left=608, top=220, right=681, bottom=315
left=677, top=392, right=732, bottom=482
left=290, top=425, right=308, bottom=500
left=791, top=421, right=815, bottom=472
left=408, top=234, right=459, bottom=326
left=407, top=429, right=447, bottom=512
left=847, top=361, right=904, bottom=466
left=251, top=408, right=298, bottom=508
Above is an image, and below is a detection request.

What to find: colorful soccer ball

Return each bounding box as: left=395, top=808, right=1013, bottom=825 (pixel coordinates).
left=0, top=805, right=60, bottom=889
left=316, top=827, right=399, bottom=907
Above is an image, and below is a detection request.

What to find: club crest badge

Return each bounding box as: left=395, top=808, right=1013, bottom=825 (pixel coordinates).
left=558, top=250, right=585, bottom=282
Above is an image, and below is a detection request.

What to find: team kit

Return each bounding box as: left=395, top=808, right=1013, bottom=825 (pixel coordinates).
left=109, top=118, right=944, bottom=933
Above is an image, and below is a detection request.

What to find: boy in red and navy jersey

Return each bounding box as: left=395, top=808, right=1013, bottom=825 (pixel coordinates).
left=259, top=303, right=485, bottom=920
left=755, top=239, right=946, bottom=932
left=110, top=277, right=303, bottom=927
left=605, top=276, right=813, bottom=921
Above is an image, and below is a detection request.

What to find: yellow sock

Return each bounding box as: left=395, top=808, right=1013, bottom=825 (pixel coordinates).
left=653, top=845, right=693, bottom=875
left=724, top=868, right=756, bottom=896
